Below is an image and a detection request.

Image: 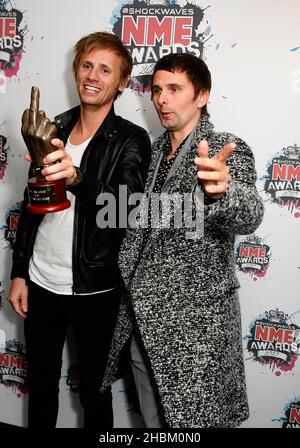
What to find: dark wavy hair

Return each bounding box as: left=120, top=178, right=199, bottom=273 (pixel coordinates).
left=152, top=53, right=212, bottom=115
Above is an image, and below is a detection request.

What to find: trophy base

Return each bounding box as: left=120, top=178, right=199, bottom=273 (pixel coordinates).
left=27, top=177, right=71, bottom=214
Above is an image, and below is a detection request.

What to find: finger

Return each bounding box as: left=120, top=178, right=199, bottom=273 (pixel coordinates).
left=197, top=170, right=227, bottom=182
left=36, top=116, right=50, bottom=136
left=21, top=294, right=28, bottom=314
left=21, top=109, right=30, bottom=136
left=30, top=85, right=40, bottom=112
left=51, top=138, right=64, bottom=148
left=24, top=153, right=32, bottom=162
left=204, top=182, right=228, bottom=195
left=43, top=148, right=65, bottom=165
left=194, top=156, right=225, bottom=172
left=29, top=86, right=40, bottom=128
left=213, top=143, right=236, bottom=162
left=42, top=163, right=75, bottom=182
left=42, top=161, right=64, bottom=176
left=9, top=297, right=27, bottom=319
left=197, top=139, right=209, bottom=158
left=41, top=123, right=58, bottom=141
left=17, top=305, right=27, bottom=319
left=48, top=123, right=58, bottom=138
left=37, top=109, right=46, bottom=124
left=42, top=140, right=64, bottom=163
left=42, top=154, right=74, bottom=180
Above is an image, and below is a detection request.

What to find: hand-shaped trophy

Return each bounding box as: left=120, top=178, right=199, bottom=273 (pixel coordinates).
left=22, top=86, right=71, bottom=213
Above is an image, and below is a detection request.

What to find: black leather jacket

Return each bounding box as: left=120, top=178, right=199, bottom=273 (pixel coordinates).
left=11, top=105, right=151, bottom=293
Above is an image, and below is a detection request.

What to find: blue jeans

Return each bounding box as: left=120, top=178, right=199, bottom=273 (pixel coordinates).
left=24, top=280, right=120, bottom=428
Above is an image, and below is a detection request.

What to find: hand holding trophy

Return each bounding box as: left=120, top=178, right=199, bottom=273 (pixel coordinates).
left=22, top=86, right=70, bottom=213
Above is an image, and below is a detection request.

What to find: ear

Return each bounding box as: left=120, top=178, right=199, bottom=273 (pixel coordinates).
left=197, top=90, right=209, bottom=109
left=118, top=75, right=131, bottom=93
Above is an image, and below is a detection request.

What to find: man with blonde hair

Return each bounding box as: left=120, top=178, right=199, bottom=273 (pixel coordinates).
left=8, top=32, right=151, bottom=428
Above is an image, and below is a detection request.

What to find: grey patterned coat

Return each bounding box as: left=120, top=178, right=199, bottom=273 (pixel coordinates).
left=102, top=115, right=264, bottom=428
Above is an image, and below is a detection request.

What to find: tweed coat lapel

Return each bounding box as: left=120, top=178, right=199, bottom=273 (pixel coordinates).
left=127, top=115, right=215, bottom=260
left=148, top=114, right=215, bottom=195
left=125, top=115, right=213, bottom=260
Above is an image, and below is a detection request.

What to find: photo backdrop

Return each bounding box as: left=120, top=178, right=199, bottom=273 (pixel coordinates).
left=0, top=0, right=299, bottom=428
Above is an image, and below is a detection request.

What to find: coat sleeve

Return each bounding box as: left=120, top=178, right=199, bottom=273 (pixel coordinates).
left=67, top=125, right=151, bottom=213
left=204, top=136, right=264, bottom=235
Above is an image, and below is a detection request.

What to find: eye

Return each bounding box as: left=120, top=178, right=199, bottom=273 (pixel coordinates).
left=151, top=87, right=161, bottom=96
left=103, top=67, right=111, bottom=75
left=82, top=62, right=91, bottom=69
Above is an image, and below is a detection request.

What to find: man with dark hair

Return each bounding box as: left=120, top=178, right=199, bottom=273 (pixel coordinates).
left=151, top=52, right=212, bottom=116
left=105, top=52, right=264, bottom=428
left=8, top=31, right=151, bottom=428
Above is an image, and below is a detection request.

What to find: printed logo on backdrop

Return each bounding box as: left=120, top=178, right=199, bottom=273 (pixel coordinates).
left=0, top=133, right=9, bottom=179
left=65, top=362, right=80, bottom=393
left=246, top=308, right=300, bottom=374
left=281, top=399, right=300, bottom=428
left=0, top=0, right=27, bottom=85
left=235, top=235, right=270, bottom=280
left=112, top=0, right=212, bottom=93
left=0, top=339, right=27, bottom=396
left=1, top=201, right=21, bottom=249
left=263, top=143, right=300, bottom=217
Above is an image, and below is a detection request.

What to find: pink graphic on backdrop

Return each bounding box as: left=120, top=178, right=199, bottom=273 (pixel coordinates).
left=0, top=339, right=28, bottom=396
left=112, top=1, right=212, bottom=93
left=263, top=144, right=300, bottom=218
left=235, top=235, right=270, bottom=280
left=0, top=134, right=9, bottom=179
left=0, top=1, right=28, bottom=78
left=2, top=49, right=24, bottom=77
left=246, top=308, right=300, bottom=374
left=282, top=399, right=300, bottom=428
left=273, top=397, right=300, bottom=428
left=1, top=201, right=22, bottom=248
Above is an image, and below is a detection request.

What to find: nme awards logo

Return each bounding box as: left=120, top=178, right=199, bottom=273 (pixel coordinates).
left=65, top=362, right=80, bottom=393
left=0, top=133, right=9, bottom=179
left=235, top=235, right=270, bottom=280
left=281, top=399, right=300, bottom=428
left=247, top=308, right=300, bottom=374
left=2, top=201, right=21, bottom=248
left=112, top=0, right=211, bottom=92
left=264, top=144, right=300, bottom=217
left=0, top=339, right=27, bottom=396
left=0, top=0, right=27, bottom=80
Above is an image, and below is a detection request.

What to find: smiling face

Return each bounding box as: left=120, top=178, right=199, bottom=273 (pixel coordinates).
left=75, top=47, right=128, bottom=111
left=151, top=69, right=209, bottom=139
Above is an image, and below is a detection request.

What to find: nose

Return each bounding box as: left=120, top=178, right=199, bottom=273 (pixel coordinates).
left=157, top=90, right=167, bottom=106
left=87, top=66, right=99, bottom=81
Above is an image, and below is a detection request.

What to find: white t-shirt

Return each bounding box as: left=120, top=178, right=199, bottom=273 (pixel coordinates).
left=29, top=137, right=95, bottom=295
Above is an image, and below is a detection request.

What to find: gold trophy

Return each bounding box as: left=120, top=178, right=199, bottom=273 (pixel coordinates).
left=22, top=86, right=70, bottom=213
